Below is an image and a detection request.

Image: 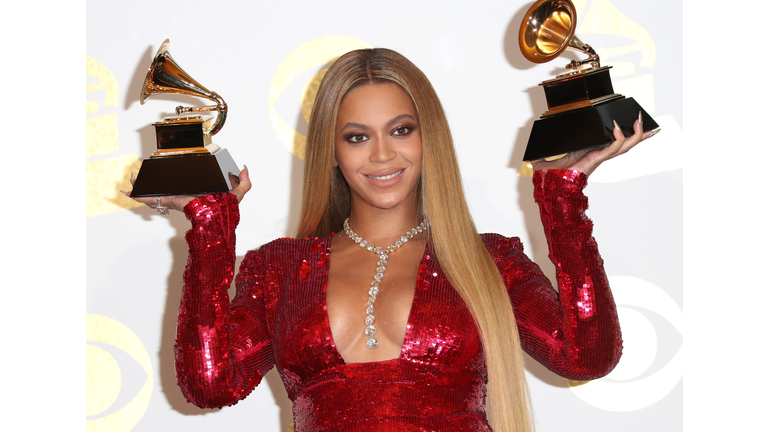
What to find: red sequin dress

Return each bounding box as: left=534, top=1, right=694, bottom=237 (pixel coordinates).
left=175, top=169, right=622, bottom=431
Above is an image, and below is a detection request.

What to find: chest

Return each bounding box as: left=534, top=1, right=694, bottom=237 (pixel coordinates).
left=262, top=237, right=485, bottom=384
left=325, top=239, right=424, bottom=363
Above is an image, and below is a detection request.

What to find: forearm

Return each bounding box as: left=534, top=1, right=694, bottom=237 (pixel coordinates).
left=174, top=193, right=257, bottom=407
left=530, top=169, right=621, bottom=379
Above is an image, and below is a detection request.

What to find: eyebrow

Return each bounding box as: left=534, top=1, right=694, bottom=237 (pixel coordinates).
left=339, top=114, right=417, bottom=132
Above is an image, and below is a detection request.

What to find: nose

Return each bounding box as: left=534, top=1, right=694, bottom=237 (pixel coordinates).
left=370, top=137, right=396, bottom=163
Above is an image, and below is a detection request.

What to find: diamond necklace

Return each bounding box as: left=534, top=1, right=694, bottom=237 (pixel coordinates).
left=342, top=217, right=429, bottom=349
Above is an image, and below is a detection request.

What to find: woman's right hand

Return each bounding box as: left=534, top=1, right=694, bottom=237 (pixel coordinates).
left=123, top=165, right=251, bottom=213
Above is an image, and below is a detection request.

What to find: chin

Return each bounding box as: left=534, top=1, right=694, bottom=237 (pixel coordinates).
left=371, top=191, right=418, bottom=211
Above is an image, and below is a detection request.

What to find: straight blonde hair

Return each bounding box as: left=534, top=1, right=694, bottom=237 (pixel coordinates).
left=296, top=48, right=533, bottom=432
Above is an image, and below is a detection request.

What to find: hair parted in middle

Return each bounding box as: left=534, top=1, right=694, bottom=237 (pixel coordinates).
left=296, top=48, right=534, bottom=432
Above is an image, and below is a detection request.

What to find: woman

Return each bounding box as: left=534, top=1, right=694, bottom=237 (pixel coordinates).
left=130, top=48, right=653, bottom=432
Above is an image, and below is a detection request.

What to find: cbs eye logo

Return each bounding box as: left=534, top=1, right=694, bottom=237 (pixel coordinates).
left=566, top=276, right=683, bottom=411
left=86, top=54, right=142, bottom=217
left=86, top=314, right=153, bottom=431
left=268, top=35, right=372, bottom=160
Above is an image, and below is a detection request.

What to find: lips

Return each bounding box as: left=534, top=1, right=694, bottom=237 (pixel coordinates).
left=365, top=169, right=404, bottom=180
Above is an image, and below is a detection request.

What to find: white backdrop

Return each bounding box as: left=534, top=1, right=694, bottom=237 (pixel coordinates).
left=86, top=1, right=684, bottom=430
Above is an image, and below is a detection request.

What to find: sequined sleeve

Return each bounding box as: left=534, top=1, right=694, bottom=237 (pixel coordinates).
left=174, top=193, right=275, bottom=408
left=487, top=169, right=622, bottom=380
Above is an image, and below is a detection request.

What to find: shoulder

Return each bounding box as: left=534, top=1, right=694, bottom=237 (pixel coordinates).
left=245, top=234, right=334, bottom=262
left=479, top=233, right=529, bottom=267
left=480, top=233, right=524, bottom=255
left=237, top=234, right=333, bottom=281
left=479, top=233, right=543, bottom=289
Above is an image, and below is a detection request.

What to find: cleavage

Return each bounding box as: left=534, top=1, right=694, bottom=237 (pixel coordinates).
left=326, top=237, right=425, bottom=364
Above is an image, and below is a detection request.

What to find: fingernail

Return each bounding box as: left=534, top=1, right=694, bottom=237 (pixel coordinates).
left=648, top=128, right=661, bottom=138
left=120, top=190, right=130, bottom=197
left=639, top=111, right=643, bottom=126
left=613, top=120, right=621, bottom=131
left=131, top=173, right=135, bottom=182
left=544, top=153, right=567, bottom=162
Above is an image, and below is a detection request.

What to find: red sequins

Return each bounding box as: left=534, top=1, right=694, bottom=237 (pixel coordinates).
left=299, top=260, right=311, bottom=282
left=174, top=169, right=622, bottom=430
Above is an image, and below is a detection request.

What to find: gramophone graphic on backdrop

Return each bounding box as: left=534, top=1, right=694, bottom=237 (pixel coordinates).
left=130, top=39, right=240, bottom=197
left=519, top=0, right=659, bottom=161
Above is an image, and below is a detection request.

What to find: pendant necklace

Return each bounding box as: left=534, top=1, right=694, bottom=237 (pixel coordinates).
left=343, top=217, right=429, bottom=349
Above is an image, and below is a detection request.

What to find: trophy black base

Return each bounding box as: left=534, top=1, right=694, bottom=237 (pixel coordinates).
left=523, top=97, right=658, bottom=161
left=130, top=149, right=240, bottom=197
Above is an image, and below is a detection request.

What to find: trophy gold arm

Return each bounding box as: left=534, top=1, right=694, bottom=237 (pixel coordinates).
left=518, top=0, right=599, bottom=70
left=140, top=39, right=228, bottom=136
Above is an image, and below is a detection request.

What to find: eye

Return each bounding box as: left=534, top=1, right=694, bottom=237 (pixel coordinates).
left=345, top=133, right=368, bottom=143
left=392, top=126, right=412, bottom=136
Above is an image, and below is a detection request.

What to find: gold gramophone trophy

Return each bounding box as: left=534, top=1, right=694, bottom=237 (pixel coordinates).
left=518, top=0, right=658, bottom=161
left=129, top=39, right=240, bottom=197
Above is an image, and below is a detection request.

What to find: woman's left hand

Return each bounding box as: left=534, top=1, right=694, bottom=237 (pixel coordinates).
left=531, top=114, right=659, bottom=177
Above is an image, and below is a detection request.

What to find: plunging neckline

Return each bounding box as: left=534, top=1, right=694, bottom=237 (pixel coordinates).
left=323, top=233, right=429, bottom=366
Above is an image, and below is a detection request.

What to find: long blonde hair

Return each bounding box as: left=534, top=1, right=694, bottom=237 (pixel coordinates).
left=296, top=48, right=533, bottom=432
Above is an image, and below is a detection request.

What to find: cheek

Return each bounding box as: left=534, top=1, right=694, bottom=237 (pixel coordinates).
left=334, top=142, right=349, bottom=171
left=407, top=140, right=424, bottom=171
left=334, top=146, right=360, bottom=179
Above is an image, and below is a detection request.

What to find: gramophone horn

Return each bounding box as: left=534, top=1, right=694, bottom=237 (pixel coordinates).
left=140, top=39, right=228, bottom=135
left=518, top=0, right=599, bottom=70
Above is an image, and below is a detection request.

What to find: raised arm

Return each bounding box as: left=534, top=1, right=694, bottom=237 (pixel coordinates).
left=174, top=192, right=275, bottom=408
left=495, top=116, right=655, bottom=379
left=487, top=169, right=621, bottom=380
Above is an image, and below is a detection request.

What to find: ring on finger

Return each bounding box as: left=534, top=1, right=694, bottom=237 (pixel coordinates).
left=156, top=198, right=169, bottom=216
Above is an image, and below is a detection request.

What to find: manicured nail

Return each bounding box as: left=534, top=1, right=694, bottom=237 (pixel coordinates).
left=131, top=173, right=135, bottom=183
left=120, top=190, right=130, bottom=197
left=638, top=111, right=643, bottom=127
left=648, top=128, right=661, bottom=138
left=544, top=153, right=567, bottom=162
left=613, top=120, right=621, bottom=131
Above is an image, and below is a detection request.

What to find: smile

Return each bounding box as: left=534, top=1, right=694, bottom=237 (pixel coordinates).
left=366, top=169, right=404, bottom=180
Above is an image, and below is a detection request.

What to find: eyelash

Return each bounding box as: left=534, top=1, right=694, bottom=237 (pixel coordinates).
left=393, top=125, right=412, bottom=136
left=344, top=125, right=414, bottom=143
left=345, top=133, right=367, bottom=143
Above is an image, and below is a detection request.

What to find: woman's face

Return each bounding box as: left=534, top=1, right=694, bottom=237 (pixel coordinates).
left=334, top=82, right=422, bottom=213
